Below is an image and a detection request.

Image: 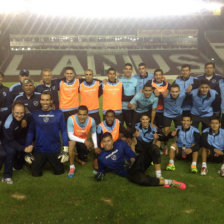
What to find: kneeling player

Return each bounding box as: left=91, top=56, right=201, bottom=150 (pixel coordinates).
left=201, top=117, right=224, bottom=176
left=95, top=133, right=186, bottom=189
left=67, top=105, right=99, bottom=178
left=166, top=115, right=200, bottom=173
left=25, top=91, right=69, bottom=177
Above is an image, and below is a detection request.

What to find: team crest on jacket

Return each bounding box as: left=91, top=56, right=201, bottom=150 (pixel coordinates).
left=33, top=101, right=39, bottom=106
left=111, top=155, right=117, bottom=160
left=52, top=86, right=56, bottom=90
left=43, top=117, right=49, bottom=123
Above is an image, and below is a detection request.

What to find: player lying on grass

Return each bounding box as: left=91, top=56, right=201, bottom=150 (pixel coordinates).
left=67, top=105, right=99, bottom=178
left=201, top=117, right=224, bottom=177
left=95, top=132, right=186, bottom=189
left=94, top=109, right=133, bottom=171
left=166, top=114, right=200, bottom=173
left=24, top=91, right=69, bottom=177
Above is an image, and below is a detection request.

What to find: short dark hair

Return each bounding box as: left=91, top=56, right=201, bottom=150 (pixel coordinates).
left=107, top=67, right=116, bottom=74
left=170, top=83, right=180, bottom=89
left=143, top=83, right=153, bottom=89
left=41, top=91, right=52, bottom=100
left=64, top=66, right=75, bottom=73
left=210, top=116, right=220, bottom=123
left=205, top=62, right=215, bottom=68
left=78, top=105, right=88, bottom=113
left=124, top=63, right=132, bottom=69
left=102, top=132, right=113, bottom=140
left=154, top=69, right=163, bottom=75
left=140, top=113, right=150, bottom=119
left=182, top=113, right=192, bottom=121
left=106, top=110, right=115, bottom=116
left=181, top=64, right=191, bottom=70
left=0, top=71, right=4, bottom=77
left=199, top=79, right=210, bottom=87
left=138, top=62, right=146, bottom=67
left=12, top=101, right=25, bottom=111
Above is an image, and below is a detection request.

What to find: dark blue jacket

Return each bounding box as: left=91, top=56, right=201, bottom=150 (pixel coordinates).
left=192, top=73, right=222, bottom=93
left=0, top=84, right=10, bottom=107
left=9, top=82, right=23, bottom=104
left=14, top=92, right=41, bottom=112
left=98, top=140, right=136, bottom=177
left=26, top=110, right=68, bottom=153
left=3, top=113, right=32, bottom=151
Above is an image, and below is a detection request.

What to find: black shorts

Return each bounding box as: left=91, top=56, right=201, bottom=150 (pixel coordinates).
left=154, top=112, right=164, bottom=129
left=221, top=114, right=224, bottom=129
left=76, top=142, right=89, bottom=162
left=207, top=148, right=224, bottom=163
left=163, top=115, right=182, bottom=128
left=31, top=151, right=64, bottom=177
left=191, top=114, right=210, bottom=130
left=176, top=147, right=193, bottom=161
left=63, top=110, right=77, bottom=122
left=132, top=111, right=151, bottom=129
left=122, top=110, right=134, bottom=128
left=89, top=112, right=101, bottom=125
left=135, top=140, right=161, bottom=164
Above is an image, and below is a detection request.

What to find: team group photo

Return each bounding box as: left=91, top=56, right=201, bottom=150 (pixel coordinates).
left=0, top=0, right=224, bottom=223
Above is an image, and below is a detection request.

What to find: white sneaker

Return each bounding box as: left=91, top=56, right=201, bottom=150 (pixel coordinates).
left=218, top=168, right=224, bottom=177
left=201, top=167, right=208, bottom=176
left=2, top=178, right=13, bottom=184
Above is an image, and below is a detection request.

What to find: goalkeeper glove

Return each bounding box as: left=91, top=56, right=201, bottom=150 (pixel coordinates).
left=58, top=146, right=69, bottom=163
left=25, top=153, right=34, bottom=164
left=95, top=172, right=104, bottom=181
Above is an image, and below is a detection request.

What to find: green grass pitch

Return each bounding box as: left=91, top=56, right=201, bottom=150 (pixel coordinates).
left=1, top=82, right=224, bottom=224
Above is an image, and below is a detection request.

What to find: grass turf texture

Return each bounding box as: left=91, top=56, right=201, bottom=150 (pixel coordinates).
left=1, top=82, right=224, bottom=224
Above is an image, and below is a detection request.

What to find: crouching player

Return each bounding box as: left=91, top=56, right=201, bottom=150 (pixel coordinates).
left=25, top=91, right=69, bottom=177
left=166, top=114, right=200, bottom=173
left=2, top=101, right=32, bottom=184
left=67, top=105, right=99, bottom=178
left=95, top=132, right=186, bottom=189
left=133, top=113, right=172, bottom=178
left=201, top=117, right=224, bottom=176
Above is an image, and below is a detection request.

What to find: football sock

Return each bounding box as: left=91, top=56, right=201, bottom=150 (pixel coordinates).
left=70, top=164, right=75, bottom=169
left=169, top=160, right=174, bottom=165
left=164, top=179, right=173, bottom=185
left=202, top=162, right=207, bottom=168
left=191, top=162, right=197, bottom=166
left=155, top=170, right=162, bottom=178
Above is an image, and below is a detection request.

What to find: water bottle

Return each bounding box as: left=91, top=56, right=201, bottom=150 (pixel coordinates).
left=182, top=144, right=187, bottom=159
